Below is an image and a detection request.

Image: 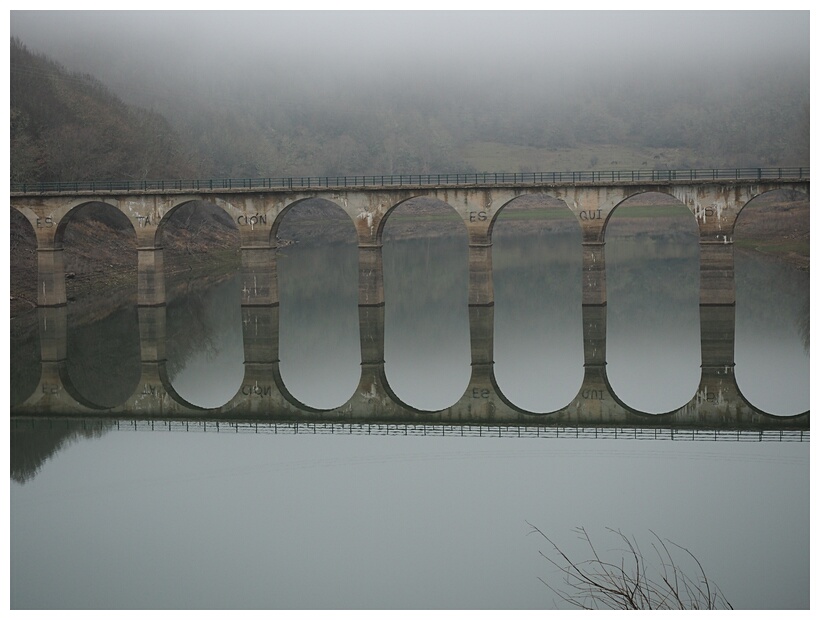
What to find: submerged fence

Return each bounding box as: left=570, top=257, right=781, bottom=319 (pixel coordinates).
left=10, top=167, right=809, bottom=194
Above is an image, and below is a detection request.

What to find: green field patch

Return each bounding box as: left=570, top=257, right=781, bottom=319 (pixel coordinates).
left=462, top=141, right=703, bottom=173
left=611, top=205, right=692, bottom=218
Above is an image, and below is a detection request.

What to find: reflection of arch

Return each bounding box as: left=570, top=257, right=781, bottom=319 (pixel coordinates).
left=732, top=373, right=809, bottom=419
left=371, top=364, right=445, bottom=415
left=66, top=304, right=142, bottom=409
left=272, top=364, right=334, bottom=414
left=57, top=362, right=110, bottom=410
left=10, top=311, right=41, bottom=407
left=153, top=362, right=212, bottom=412
left=490, top=372, right=571, bottom=416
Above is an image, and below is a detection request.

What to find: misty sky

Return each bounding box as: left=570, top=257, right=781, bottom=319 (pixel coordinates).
left=10, top=10, right=809, bottom=102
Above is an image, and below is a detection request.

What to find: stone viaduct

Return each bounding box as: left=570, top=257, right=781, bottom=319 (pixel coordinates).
left=10, top=172, right=809, bottom=427
left=10, top=174, right=810, bottom=308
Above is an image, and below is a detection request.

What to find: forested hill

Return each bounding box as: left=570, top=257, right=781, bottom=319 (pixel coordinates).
left=10, top=38, right=197, bottom=183
left=9, top=35, right=809, bottom=185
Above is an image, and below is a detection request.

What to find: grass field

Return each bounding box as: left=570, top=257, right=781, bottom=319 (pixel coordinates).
left=461, top=141, right=705, bottom=173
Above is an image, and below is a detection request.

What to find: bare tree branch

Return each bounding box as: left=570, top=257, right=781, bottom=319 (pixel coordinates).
left=528, top=524, right=733, bottom=610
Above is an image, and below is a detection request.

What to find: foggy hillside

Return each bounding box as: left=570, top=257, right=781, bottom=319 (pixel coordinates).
left=9, top=11, right=809, bottom=183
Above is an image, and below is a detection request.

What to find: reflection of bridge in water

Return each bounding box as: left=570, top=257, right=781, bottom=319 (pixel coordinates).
left=13, top=302, right=809, bottom=430
left=11, top=418, right=810, bottom=444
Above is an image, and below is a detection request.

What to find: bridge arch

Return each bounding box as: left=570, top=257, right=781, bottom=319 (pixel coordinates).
left=602, top=189, right=695, bottom=239
left=54, top=201, right=139, bottom=304
left=731, top=187, right=810, bottom=237
left=155, top=197, right=240, bottom=248
left=370, top=192, right=480, bottom=245
left=10, top=203, right=40, bottom=238
left=488, top=191, right=575, bottom=240
left=271, top=196, right=355, bottom=242
left=53, top=198, right=136, bottom=246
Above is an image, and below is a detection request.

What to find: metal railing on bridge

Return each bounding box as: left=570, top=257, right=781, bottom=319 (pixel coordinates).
left=10, top=418, right=811, bottom=442
left=10, top=166, right=809, bottom=194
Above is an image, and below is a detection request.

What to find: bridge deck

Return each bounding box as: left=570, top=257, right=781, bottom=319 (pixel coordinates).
left=10, top=167, right=809, bottom=195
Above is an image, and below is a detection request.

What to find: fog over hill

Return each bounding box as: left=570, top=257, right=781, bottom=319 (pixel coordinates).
left=10, top=10, right=810, bottom=181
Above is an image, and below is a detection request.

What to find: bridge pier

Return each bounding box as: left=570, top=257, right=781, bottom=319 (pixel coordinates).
left=468, top=241, right=494, bottom=306
left=240, top=245, right=278, bottom=305
left=699, top=241, right=735, bottom=305
left=463, top=305, right=496, bottom=417
left=582, top=303, right=607, bottom=366
left=138, top=305, right=166, bottom=362
left=358, top=244, right=385, bottom=305
left=354, top=304, right=396, bottom=418
left=137, top=247, right=166, bottom=306
left=36, top=246, right=67, bottom=307
left=570, top=304, right=614, bottom=421
left=241, top=306, right=279, bottom=364
left=692, top=303, right=739, bottom=418
left=37, top=305, right=67, bottom=364
left=581, top=241, right=607, bottom=305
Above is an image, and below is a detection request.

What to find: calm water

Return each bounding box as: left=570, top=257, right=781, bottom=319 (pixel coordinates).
left=9, top=223, right=810, bottom=609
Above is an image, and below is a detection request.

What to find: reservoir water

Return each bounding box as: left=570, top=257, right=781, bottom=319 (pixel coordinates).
left=9, top=216, right=809, bottom=609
